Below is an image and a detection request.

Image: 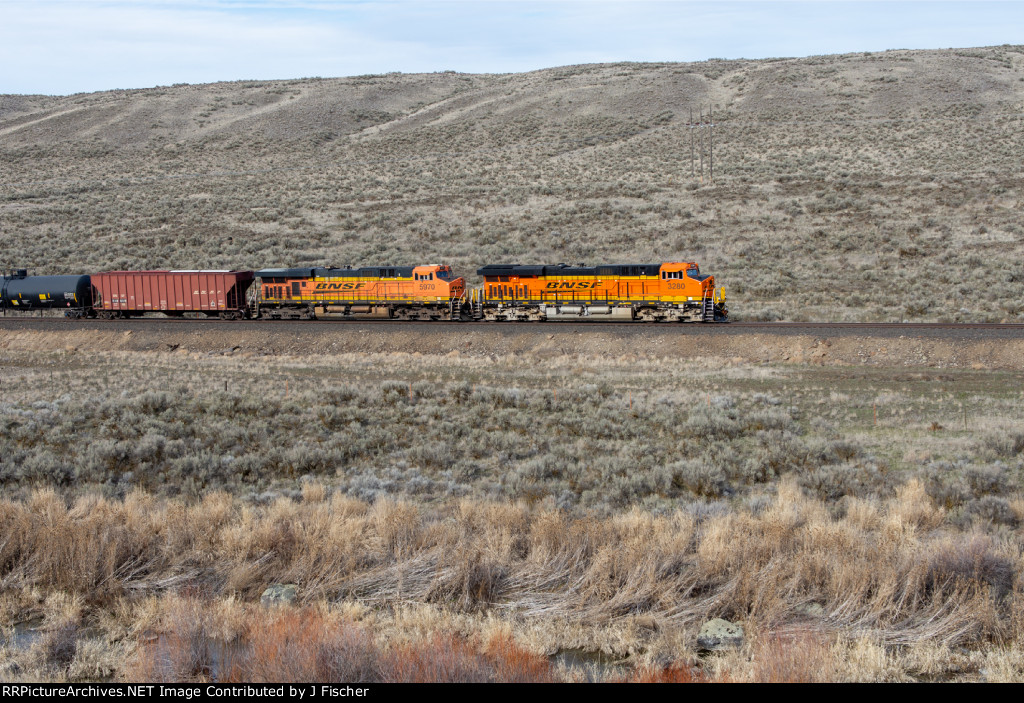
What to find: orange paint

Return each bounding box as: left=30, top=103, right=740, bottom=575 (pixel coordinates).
left=479, top=262, right=714, bottom=305
left=261, top=265, right=464, bottom=305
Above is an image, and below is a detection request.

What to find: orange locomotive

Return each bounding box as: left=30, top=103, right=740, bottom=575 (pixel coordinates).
left=475, top=262, right=726, bottom=322
left=256, top=265, right=465, bottom=320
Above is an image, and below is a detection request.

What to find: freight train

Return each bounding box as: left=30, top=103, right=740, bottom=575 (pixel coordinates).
left=0, top=261, right=727, bottom=322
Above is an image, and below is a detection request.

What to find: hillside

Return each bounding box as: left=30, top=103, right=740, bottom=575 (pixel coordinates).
left=2, top=45, right=1023, bottom=321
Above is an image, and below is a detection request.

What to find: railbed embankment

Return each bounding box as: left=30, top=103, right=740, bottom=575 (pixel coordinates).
left=1, top=319, right=1023, bottom=369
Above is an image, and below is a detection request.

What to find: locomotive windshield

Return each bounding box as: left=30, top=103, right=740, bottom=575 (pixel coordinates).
left=686, top=265, right=711, bottom=282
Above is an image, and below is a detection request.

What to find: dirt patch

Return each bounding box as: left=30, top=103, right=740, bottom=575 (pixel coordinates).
left=2, top=321, right=1023, bottom=369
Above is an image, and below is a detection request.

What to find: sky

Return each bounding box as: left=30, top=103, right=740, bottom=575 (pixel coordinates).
left=1, top=0, right=1021, bottom=95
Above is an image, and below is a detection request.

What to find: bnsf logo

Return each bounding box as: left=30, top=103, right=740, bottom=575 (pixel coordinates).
left=545, top=282, right=598, bottom=289
left=314, top=282, right=367, bottom=291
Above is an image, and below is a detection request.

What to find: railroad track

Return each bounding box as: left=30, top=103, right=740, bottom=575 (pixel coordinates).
left=2, top=317, right=1024, bottom=334
left=0, top=317, right=1019, bottom=329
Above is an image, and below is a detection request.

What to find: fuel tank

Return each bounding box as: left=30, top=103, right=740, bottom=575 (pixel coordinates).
left=0, top=270, right=93, bottom=310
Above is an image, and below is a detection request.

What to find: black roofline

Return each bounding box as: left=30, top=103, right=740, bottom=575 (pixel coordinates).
left=477, top=263, right=664, bottom=277
left=256, top=267, right=417, bottom=278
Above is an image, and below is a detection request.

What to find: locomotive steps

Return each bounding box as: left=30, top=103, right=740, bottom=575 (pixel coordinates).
left=1, top=319, right=1023, bottom=370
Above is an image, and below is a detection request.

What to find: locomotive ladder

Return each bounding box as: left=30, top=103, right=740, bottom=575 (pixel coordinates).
left=465, top=289, right=483, bottom=320
left=702, top=295, right=715, bottom=322
left=246, top=284, right=261, bottom=319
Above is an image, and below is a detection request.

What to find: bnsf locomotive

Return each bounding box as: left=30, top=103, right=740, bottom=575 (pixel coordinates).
left=258, top=264, right=465, bottom=320
left=0, top=261, right=727, bottom=322
left=477, top=262, right=723, bottom=322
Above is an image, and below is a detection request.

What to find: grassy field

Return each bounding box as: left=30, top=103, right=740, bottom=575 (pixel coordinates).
left=0, top=346, right=1021, bottom=681
left=2, top=46, right=1024, bottom=321
left=3, top=43, right=1024, bottom=682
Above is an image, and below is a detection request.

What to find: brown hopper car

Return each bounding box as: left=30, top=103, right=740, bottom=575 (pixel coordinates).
left=91, top=270, right=254, bottom=319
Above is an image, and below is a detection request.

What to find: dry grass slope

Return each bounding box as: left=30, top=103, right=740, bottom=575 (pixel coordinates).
left=3, top=46, right=1024, bottom=321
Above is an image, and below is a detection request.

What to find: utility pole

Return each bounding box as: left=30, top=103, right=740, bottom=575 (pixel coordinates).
left=689, top=108, right=695, bottom=179
left=699, top=107, right=705, bottom=183
left=687, top=104, right=717, bottom=184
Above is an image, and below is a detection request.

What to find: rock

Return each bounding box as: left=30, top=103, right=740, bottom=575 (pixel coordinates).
left=696, top=618, right=744, bottom=651
left=796, top=602, right=826, bottom=618
left=261, top=583, right=298, bottom=607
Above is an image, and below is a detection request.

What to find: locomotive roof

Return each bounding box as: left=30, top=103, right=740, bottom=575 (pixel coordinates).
left=477, top=263, right=663, bottom=277
left=255, top=268, right=316, bottom=278
left=256, top=267, right=416, bottom=278
left=315, top=266, right=416, bottom=278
